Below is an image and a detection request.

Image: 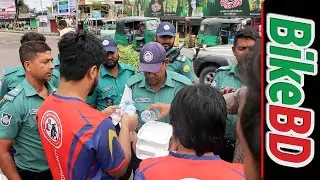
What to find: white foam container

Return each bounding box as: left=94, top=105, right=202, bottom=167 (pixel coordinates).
left=136, top=121, right=173, bottom=160
left=0, top=173, right=8, bottom=180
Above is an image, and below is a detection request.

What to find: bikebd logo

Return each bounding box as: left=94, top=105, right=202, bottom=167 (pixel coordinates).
left=266, top=13, right=317, bottom=168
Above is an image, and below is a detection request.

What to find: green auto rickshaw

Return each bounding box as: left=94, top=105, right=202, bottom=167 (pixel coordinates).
left=100, top=19, right=116, bottom=38
left=114, top=16, right=160, bottom=51
left=196, top=18, right=241, bottom=47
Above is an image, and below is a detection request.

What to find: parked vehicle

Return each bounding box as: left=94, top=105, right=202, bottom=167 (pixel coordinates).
left=196, top=18, right=241, bottom=47
left=83, top=18, right=105, bottom=36
left=192, top=45, right=237, bottom=85
left=100, top=19, right=116, bottom=38
left=114, top=16, right=160, bottom=51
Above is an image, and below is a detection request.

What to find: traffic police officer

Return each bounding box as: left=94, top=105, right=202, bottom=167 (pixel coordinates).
left=0, top=41, right=55, bottom=179
left=0, top=67, right=59, bottom=99
left=211, top=27, right=260, bottom=162
left=127, top=42, right=192, bottom=129
left=0, top=33, right=60, bottom=99
left=155, top=22, right=196, bottom=82
left=124, top=42, right=192, bottom=179
left=86, top=36, right=136, bottom=180
left=86, top=36, right=135, bottom=111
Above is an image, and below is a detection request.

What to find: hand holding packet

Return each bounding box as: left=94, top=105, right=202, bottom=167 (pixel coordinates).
left=111, top=85, right=136, bottom=125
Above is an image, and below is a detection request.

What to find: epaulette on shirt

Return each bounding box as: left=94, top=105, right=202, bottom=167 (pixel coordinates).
left=3, top=85, right=23, bottom=102
left=215, top=65, right=233, bottom=73
left=122, top=64, right=136, bottom=72
left=175, top=54, right=186, bottom=62
left=3, top=66, right=21, bottom=76
left=168, top=71, right=192, bottom=85
left=126, top=73, right=144, bottom=87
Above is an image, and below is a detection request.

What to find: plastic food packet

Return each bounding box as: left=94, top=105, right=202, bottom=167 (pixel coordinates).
left=111, top=85, right=136, bottom=126
left=141, top=110, right=158, bottom=122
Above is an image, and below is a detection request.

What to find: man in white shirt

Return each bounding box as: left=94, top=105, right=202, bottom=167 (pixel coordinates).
left=57, top=20, right=76, bottom=37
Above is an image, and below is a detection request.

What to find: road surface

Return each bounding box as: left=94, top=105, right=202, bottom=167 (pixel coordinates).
left=0, top=32, right=60, bottom=79
left=0, top=32, right=195, bottom=79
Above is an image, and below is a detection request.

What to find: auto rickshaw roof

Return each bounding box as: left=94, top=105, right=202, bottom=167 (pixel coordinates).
left=102, top=18, right=116, bottom=23
left=186, top=16, right=204, bottom=26
left=116, top=16, right=159, bottom=23
left=201, top=18, right=241, bottom=25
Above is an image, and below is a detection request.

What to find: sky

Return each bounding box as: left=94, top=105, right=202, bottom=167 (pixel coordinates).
left=25, top=0, right=52, bottom=11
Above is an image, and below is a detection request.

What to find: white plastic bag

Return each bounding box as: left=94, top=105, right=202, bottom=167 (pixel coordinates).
left=111, top=85, right=135, bottom=126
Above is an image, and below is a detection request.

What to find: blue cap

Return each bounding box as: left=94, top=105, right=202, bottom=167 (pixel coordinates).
left=156, top=22, right=176, bottom=37
left=139, top=42, right=166, bottom=73
left=102, top=36, right=117, bottom=52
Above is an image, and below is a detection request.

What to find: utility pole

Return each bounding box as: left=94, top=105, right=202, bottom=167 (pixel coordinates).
left=75, top=0, right=79, bottom=30
left=129, top=0, right=134, bottom=16
left=40, top=0, right=44, bottom=32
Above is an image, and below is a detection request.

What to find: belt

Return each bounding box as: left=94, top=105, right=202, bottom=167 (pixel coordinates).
left=224, top=139, right=236, bottom=149
left=17, top=168, right=52, bottom=180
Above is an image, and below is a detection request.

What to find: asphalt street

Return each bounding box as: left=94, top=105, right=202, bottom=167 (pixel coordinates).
left=0, top=32, right=60, bottom=79
left=0, top=32, right=195, bottom=79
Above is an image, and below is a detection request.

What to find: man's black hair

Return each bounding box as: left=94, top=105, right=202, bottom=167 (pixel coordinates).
left=58, top=20, right=67, bottom=28
left=19, top=41, right=51, bottom=68
left=169, top=85, right=227, bottom=156
left=58, top=30, right=105, bottom=81
left=20, top=32, right=46, bottom=44
left=234, top=27, right=260, bottom=46
left=238, top=40, right=261, bottom=165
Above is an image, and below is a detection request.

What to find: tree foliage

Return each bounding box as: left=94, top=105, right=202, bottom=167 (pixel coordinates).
left=47, top=6, right=53, bottom=13
left=15, top=0, right=30, bottom=14
left=92, top=1, right=104, bottom=10
left=118, top=45, right=140, bottom=69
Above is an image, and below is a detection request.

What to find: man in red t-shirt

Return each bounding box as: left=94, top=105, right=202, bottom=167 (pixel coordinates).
left=135, top=85, right=245, bottom=180
left=37, top=31, right=138, bottom=180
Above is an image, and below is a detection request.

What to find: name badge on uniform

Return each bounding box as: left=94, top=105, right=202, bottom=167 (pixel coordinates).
left=29, top=109, right=38, bottom=115
left=135, top=98, right=150, bottom=103
left=102, top=86, right=114, bottom=92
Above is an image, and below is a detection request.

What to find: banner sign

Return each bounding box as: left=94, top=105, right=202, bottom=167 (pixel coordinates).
left=122, top=0, right=262, bottom=17
left=0, top=0, right=16, bottom=18
left=52, top=0, right=71, bottom=15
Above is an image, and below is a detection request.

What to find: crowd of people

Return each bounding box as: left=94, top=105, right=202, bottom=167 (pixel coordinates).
left=0, top=21, right=261, bottom=180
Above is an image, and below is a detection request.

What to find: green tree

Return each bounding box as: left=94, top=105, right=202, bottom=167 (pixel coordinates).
left=92, top=1, right=110, bottom=17
left=15, top=0, right=30, bottom=14
left=47, top=6, right=53, bottom=14
left=14, top=0, right=30, bottom=29
left=92, top=1, right=104, bottom=11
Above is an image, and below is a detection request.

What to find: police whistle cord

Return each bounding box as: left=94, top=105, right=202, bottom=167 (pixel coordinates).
left=166, top=43, right=185, bottom=62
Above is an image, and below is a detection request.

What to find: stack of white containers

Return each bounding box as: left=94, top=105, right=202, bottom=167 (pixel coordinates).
left=136, top=121, right=173, bottom=160
left=0, top=173, right=8, bottom=180
left=110, top=85, right=173, bottom=160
